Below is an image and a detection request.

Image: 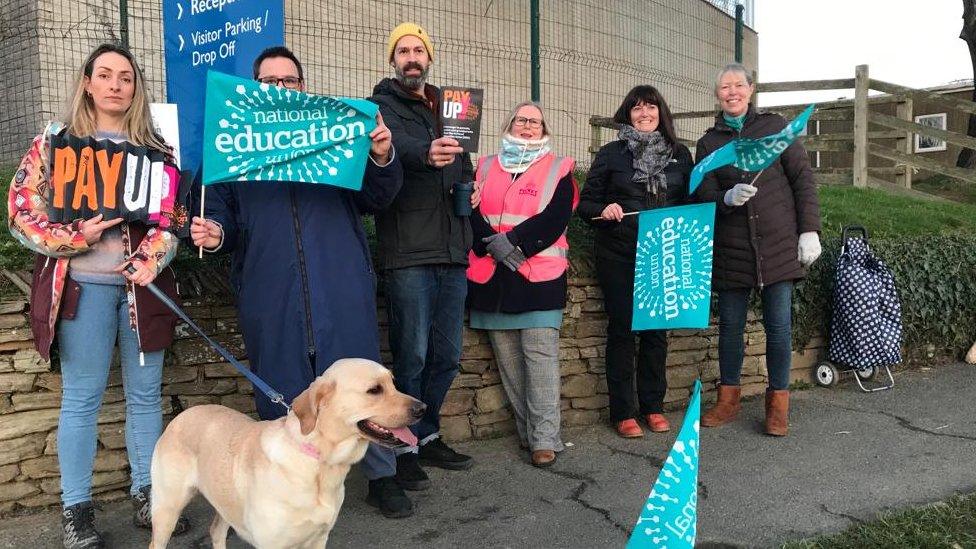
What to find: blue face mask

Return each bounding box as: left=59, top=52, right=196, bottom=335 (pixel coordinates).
left=498, top=134, right=551, bottom=173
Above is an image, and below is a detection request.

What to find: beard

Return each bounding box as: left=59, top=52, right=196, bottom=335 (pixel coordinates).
left=394, top=62, right=430, bottom=91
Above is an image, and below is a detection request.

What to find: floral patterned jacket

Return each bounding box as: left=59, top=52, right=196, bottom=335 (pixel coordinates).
left=7, top=123, right=184, bottom=359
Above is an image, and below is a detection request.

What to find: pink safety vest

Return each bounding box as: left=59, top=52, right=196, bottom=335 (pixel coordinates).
left=466, top=152, right=578, bottom=284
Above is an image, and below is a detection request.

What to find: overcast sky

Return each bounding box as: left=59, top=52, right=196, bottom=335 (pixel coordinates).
left=755, top=0, right=972, bottom=106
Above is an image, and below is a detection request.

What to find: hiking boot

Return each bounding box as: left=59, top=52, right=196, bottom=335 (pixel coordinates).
left=131, top=485, right=190, bottom=535
left=395, top=452, right=431, bottom=491
left=418, top=438, right=473, bottom=470
left=702, top=384, right=742, bottom=428
left=366, top=476, right=414, bottom=519
left=61, top=501, right=104, bottom=549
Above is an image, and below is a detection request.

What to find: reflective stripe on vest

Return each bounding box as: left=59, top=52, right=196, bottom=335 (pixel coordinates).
left=467, top=153, right=576, bottom=284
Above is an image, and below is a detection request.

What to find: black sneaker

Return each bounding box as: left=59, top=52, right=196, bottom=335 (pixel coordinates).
left=394, top=453, right=431, bottom=491
left=418, top=438, right=473, bottom=470
left=131, top=485, right=190, bottom=535
left=61, top=501, right=104, bottom=549
left=365, top=477, right=414, bottom=519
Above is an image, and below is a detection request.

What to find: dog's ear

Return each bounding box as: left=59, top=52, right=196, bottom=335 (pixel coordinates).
left=293, top=379, right=336, bottom=436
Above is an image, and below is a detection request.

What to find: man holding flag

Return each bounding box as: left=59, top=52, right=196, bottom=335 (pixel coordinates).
left=189, top=46, right=416, bottom=518
left=693, top=63, right=822, bottom=437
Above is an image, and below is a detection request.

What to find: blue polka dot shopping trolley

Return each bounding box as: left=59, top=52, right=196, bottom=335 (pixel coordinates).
left=815, top=226, right=899, bottom=392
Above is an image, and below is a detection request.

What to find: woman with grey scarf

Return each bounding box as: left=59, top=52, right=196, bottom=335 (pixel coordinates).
left=577, top=85, right=693, bottom=439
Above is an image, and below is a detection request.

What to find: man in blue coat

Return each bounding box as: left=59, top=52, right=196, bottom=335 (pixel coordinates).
left=189, top=46, right=413, bottom=518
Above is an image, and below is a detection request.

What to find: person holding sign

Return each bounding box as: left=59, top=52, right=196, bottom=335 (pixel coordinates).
left=577, top=85, right=693, bottom=439
left=189, top=46, right=414, bottom=518
left=7, top=44, right=188, bottom=549
left=693, top=63, right=822, bottom=436
left=370, top=23, right=475, bottom=489
left=466, top=102, right=578, bottom=468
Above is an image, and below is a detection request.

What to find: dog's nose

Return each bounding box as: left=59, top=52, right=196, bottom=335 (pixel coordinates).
left=411, top=401, right=427, bottom=419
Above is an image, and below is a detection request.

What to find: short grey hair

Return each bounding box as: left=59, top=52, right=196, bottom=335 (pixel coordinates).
left=714, top=63, right=754, bottom=96
left=502, top=100, right=550, bottom=136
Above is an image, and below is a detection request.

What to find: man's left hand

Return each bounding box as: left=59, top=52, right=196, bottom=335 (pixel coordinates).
left=116, top=259, right=157, bottom=287
left=369, top=112, right=392, bottom=164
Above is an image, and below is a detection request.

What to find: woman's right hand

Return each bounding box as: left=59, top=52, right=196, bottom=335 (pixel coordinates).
left=190, top=217, right=223, bottom=249
left=80, top=214, right=123, bottom=245
left=470, top=182, right=483, bottom=209
left=600, top=203, right=625, bottom=222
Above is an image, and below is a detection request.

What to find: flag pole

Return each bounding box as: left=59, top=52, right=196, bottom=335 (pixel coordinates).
left=198, top=184, right=205, bottom=259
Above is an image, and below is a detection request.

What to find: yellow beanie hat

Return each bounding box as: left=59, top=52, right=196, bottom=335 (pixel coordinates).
left=387, top=22, right=434, bottom=62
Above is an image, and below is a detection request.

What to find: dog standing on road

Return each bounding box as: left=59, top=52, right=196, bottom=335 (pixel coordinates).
left=148, top=358, right=424, bottom=548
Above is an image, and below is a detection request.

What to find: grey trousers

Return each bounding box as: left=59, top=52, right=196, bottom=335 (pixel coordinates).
left=487, top=328, right=564, bottom=452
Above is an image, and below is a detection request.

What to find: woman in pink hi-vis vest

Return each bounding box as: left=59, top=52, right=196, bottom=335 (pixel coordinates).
left=466, top=102, right=578, bottom=468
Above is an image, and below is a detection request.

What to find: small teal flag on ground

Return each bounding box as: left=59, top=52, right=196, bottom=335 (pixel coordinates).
left=689, top=104, right=815, bottom=194
left=202, top=71, right=377, bottom=189
left=632, top=203, right=715, bottom=331
left=626, top=379, right=701, bottom=549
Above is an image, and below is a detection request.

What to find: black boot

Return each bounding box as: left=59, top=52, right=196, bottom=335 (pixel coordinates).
left=394, top=452, right=431, bottom=491
left=366, top=477, right=414, bottom=519
left=61, top=501, right=104, bottom=549
left=418, top=438, right=473, bottom=470
left=131, top=485, right=190, bottom=535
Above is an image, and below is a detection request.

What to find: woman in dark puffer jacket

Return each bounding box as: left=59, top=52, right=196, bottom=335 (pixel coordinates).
left=694, top=63, right=822, bottom=437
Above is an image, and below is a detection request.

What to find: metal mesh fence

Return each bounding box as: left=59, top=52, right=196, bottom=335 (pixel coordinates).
left=1, top=0, right=756, bottom=168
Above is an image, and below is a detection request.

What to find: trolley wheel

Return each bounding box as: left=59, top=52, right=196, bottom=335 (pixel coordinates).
left=855, top=365, right=879, bottom=381
left=815, top=362, right=839, bottom=387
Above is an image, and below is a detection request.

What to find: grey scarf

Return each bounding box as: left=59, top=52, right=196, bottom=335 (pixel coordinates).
left=617, top=125, right=672, bottom=196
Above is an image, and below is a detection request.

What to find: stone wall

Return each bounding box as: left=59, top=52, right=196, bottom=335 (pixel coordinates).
left=0, top=277, right=823, bottom=515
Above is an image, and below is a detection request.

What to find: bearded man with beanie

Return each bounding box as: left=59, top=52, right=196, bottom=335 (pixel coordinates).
left=371, top=23, right=475, bottom=493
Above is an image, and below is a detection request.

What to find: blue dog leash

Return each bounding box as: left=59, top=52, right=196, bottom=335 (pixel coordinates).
left=126, top=266, right=291, bottom=413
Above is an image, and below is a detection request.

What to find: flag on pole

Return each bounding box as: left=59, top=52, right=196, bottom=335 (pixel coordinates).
left=626, top=379, right=701, bottom=549
left=689, top=104, right=816, bottom=194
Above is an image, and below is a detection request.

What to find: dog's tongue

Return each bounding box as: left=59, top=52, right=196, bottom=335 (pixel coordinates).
left=391, top=427, right=418, bottom=447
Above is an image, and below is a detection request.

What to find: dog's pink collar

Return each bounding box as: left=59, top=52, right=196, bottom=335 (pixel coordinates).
left=299, top=442, right=321, bottom=460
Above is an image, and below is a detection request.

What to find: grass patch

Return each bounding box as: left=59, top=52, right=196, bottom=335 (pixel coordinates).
left=912, top=174, right=976, bottom=206
left=817, top=185, right=976, bottom=238
left=782, top=492, right=976, bottom=549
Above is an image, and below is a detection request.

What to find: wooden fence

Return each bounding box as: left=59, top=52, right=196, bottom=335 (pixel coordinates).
left=589, top=65, right=976, bottom=197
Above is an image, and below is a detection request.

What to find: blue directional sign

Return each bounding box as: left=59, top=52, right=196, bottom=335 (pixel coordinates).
left=162, top=0, right=284, bottom=173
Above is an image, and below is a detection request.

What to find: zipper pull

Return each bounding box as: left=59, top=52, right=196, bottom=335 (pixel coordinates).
left=139, top=352, right=145, bottom=366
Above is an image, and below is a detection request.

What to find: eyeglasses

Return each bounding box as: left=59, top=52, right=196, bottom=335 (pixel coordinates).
left=256, top=76, right=303, bottom=89
left=513, top=116, right=543, bottom=129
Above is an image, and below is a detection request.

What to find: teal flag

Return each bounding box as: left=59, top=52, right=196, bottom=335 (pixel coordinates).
left=689, top=104, right=815, bottom=194
left=626, top=380, right=701, bottom=549
left=632, top=203, right=715, bottom=331
left=202, top=71, right=377, bottom=189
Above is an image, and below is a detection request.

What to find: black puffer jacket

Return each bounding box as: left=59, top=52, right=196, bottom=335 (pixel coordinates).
left=370, top=78, right=473, bottom=270
left=693, top=105, right=821, bottom=290
left=578, top=139, right=693, bottom=262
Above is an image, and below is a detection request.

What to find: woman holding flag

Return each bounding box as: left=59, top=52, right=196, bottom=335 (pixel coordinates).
left=467, top=101, right=577, bottom=468
left=7, top=44, right=188, bottom=548
left=694, top=63, right=822, bottom=436
left=577, top=85, right=693, bottom=439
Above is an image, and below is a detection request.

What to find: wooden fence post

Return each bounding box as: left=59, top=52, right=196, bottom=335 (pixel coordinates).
left=895, top=97, right=914, bottom=189
left=853, top=64, right=869, bottom=187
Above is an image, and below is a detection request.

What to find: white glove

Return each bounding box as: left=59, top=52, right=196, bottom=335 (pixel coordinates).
left=798, top=231, right=822, bottom=267
left=723, top=183, right=758, bottom=207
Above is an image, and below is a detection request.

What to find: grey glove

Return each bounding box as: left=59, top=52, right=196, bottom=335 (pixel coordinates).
left=482, top=232, right=526, bottom=272
left=501, top=246, right=527, bottom=272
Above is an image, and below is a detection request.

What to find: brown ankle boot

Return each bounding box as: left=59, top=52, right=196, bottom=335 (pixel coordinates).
left=701, top=385, right=741, bottom=427
left=764, top=389, right=789, bottom=436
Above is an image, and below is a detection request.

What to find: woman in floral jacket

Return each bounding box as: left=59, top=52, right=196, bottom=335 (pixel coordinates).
left=7, top=43, right=188, bottom=548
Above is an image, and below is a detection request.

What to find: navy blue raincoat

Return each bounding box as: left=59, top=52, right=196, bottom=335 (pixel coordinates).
left=202, top=156, right=402, bottom=420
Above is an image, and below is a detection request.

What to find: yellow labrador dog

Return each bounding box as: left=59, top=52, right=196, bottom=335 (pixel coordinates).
left=149, top=358, right=424, bottom=549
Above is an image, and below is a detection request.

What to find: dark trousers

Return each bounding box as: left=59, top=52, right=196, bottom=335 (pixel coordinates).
left=596, top=258, right=668, bottom=421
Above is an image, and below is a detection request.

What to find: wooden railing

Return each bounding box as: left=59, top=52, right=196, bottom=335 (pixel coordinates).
left=588, top=64, right=976, bottom=196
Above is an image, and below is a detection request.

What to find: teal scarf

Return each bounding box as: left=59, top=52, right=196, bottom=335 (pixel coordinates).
left=498, top=134, right=551, bottom=174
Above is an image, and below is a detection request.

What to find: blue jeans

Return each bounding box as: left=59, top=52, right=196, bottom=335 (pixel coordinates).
left=384, top=265, right=467, bottom=445
left=57, top=281, right=164, bottom=506
left=717, top=281, right=793, bottom=391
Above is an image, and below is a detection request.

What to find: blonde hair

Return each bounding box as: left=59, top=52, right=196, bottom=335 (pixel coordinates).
left=64, top=43, right=168, bottom=152
left=502, top=101, right=550, bottom=137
